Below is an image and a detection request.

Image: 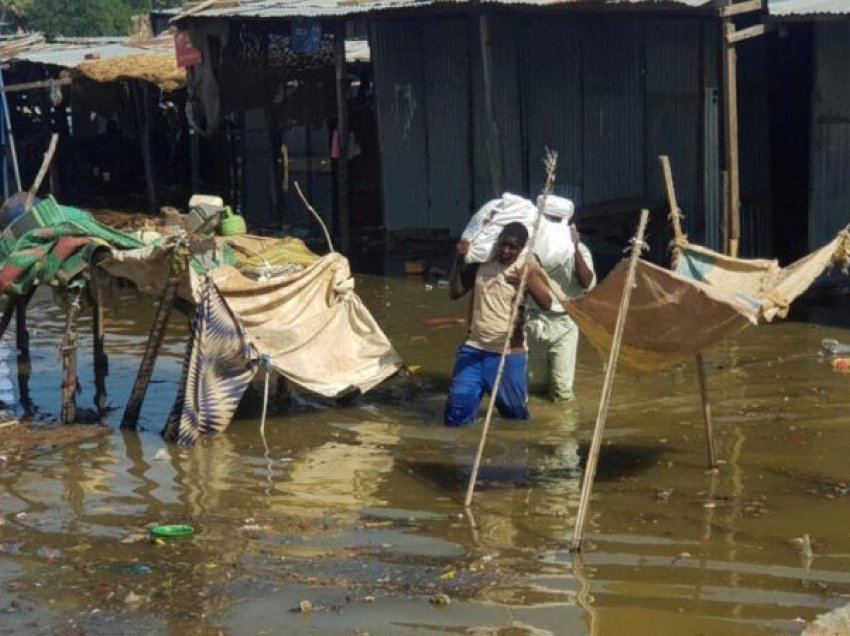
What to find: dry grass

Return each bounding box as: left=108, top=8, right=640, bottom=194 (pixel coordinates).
left=76, top=54, right=186, bottom=92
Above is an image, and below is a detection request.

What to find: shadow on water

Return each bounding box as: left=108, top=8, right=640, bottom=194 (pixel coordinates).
left=401, top=442, right=664, bottom=494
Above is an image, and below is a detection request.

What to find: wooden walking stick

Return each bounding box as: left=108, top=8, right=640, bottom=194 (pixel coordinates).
left=121, top=238, right=186, bottom=430
left=658, top=155, right=718, bottom=470
left=571, top=209, right=649, bottom=551
left=464, top=149, right=558, bottom=508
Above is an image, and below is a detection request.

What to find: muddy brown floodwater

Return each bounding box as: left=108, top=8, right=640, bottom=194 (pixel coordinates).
left=0, top=275, right=849, bottom=635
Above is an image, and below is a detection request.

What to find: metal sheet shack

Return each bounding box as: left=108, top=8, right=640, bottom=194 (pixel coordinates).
left=0, top=34, right=190, bottom=214
left=175, top=0, right=777, bottom=262
left=767, top=1, right=850, bottom=256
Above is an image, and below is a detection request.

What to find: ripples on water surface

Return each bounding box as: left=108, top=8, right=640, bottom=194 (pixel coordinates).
left=0, top=279, right=849, bottom=635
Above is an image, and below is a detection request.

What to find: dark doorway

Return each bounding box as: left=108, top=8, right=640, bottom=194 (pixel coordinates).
left=767, top=23, right=813, bottom=264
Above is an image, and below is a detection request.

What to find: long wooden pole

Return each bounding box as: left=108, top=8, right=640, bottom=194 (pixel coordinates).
left=722, top=15, right=741, bottom=257
left=121, top=243, right=183, bottom=429
left=571, top=209, right=649, bottom=551
left=333, top=22, right=350, bottom=253
left=658, top=155, right=718, bottom=470
left=464, top=150, right=558, bottom=508
left=26, top=132, right=58, bottom=209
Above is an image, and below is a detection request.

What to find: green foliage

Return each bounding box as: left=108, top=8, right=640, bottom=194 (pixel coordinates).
left=19, top=0, right=181, bottom=38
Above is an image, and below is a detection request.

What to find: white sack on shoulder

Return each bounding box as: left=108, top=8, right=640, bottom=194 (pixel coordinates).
left=461, top=192, right=537, bottom=264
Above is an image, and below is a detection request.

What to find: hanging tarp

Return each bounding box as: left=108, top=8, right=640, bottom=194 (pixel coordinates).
left=565, top=228, right=850, bottom=372
left=210, top=252, right=402, bottom=398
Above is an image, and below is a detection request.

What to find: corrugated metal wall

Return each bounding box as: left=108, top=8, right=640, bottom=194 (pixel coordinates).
left=581, top=19, right=645, bottom=205
left=371, top=20, right=430, bottom=230
left=810, top=21, right=850, bottom=249
left=645, top=19, right=702, bottom=237
left=422, top=19, right=472, bottom=233
left=702, top=22, right=722, bottom=251
left=372, top=14, right=715, bottom=241
left=518, top=18, right=583, bottom=203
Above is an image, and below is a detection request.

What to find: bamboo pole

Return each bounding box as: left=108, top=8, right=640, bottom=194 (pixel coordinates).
left=121, top=242, right=184, bottom=429
left=722, top=14, right=741, bottom=258
left=571, top=209, right=649, bottom=552
left=658, top=155, right=718, bottom=470
left=464, top=149, right=558, bottom=508
left=60, top=290, right=83, bottom=425
left=333, top=22, right=350, bottom=254
left=25, top=132, right=58, bottom=210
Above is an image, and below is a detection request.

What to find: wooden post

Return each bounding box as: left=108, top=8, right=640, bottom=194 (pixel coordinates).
left=721, top=16, right=741, bottom=258
left=0, top=295, right=16, bottom=341
left=658, top=155, right=685, bottom=270
left=26, top=132, right=58, bottom=209
left=478, top=13, right=504, bottom=197
left=571, top=209, right=649, bottom=552
left=133, top=82, right=157, bottom=214
left=721, top=170, right=730, bottom=253
left=121, top=245, right=183, bottom=429
left=13, top=289, right=35, bottom=414
left=658, top=155, right=718, bottom=470
left=333, top=22, right=350, bottom=253
left=91, top=283, right=109, bottom=415
left=0, top=68, right=22, bottom=191
left=464, top=150, right=558, bottom=508
left=60, top=291, right=83, bottom=425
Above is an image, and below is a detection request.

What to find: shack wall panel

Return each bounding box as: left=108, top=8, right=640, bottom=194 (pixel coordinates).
left=422, top=18, right=472, bottom=235
left=738, top=36, right=772, bottom=257
left=471, top=16, right=524, bottom=208
left=645, top=18, right=702, bottom=243
left=810, top=21, right=850, bottom=249
left=371, top=20, right=429, bottom=231
left=518, top=18, right=583, bottom=203
left=582, top=18, right=645, bottom=205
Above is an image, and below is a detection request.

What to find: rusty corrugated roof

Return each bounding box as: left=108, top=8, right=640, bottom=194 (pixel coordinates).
left=174, top=0, right=713, bottom=22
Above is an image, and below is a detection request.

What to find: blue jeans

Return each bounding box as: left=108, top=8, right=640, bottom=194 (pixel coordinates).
left=444, top=344, right=529, bottom=427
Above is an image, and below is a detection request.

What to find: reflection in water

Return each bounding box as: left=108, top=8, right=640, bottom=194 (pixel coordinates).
left=0, top=281, right=849, bottom=634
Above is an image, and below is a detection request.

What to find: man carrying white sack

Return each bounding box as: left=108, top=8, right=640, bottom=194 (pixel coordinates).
left=526, top=195, right=595, bottom=403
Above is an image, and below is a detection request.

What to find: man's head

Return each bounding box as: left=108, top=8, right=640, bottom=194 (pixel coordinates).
left=538, top=195, right=574, bottom=224
left=496, top=222, right=528, bottom=265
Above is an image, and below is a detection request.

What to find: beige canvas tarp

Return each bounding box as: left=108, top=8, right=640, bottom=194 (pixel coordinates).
left=563, top=229, right=850, bottom=372
left=210, top=252, right=402, bottom=397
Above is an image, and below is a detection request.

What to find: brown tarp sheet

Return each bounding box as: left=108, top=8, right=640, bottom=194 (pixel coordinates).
left=564, top=229, right=850, bottom=372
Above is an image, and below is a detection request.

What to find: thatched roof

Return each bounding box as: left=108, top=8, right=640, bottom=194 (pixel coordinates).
left=76, top=53, right=186, bottom=92
left=1, top=33, right=186, bottom=92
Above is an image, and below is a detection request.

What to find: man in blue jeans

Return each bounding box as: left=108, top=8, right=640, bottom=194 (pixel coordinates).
left=444, top=222, right=553, bottom=427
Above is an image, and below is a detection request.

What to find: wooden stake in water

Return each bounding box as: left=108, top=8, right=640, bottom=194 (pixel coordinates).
left=464, top=149, right=558, bottom=508
left=658, top=155, right=717, bottom=470
left=571, top=209, right=649, bottom=551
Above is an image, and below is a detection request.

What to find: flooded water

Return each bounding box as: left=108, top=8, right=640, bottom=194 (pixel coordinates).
left=1, top=274, right=850, bottom=635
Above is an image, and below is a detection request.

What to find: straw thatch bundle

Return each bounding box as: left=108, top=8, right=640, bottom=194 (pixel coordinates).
left=76, top=54, right=186, bottom=92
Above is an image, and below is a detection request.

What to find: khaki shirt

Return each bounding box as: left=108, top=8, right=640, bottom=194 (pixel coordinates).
left=464, top=256, right=528, bottom=353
